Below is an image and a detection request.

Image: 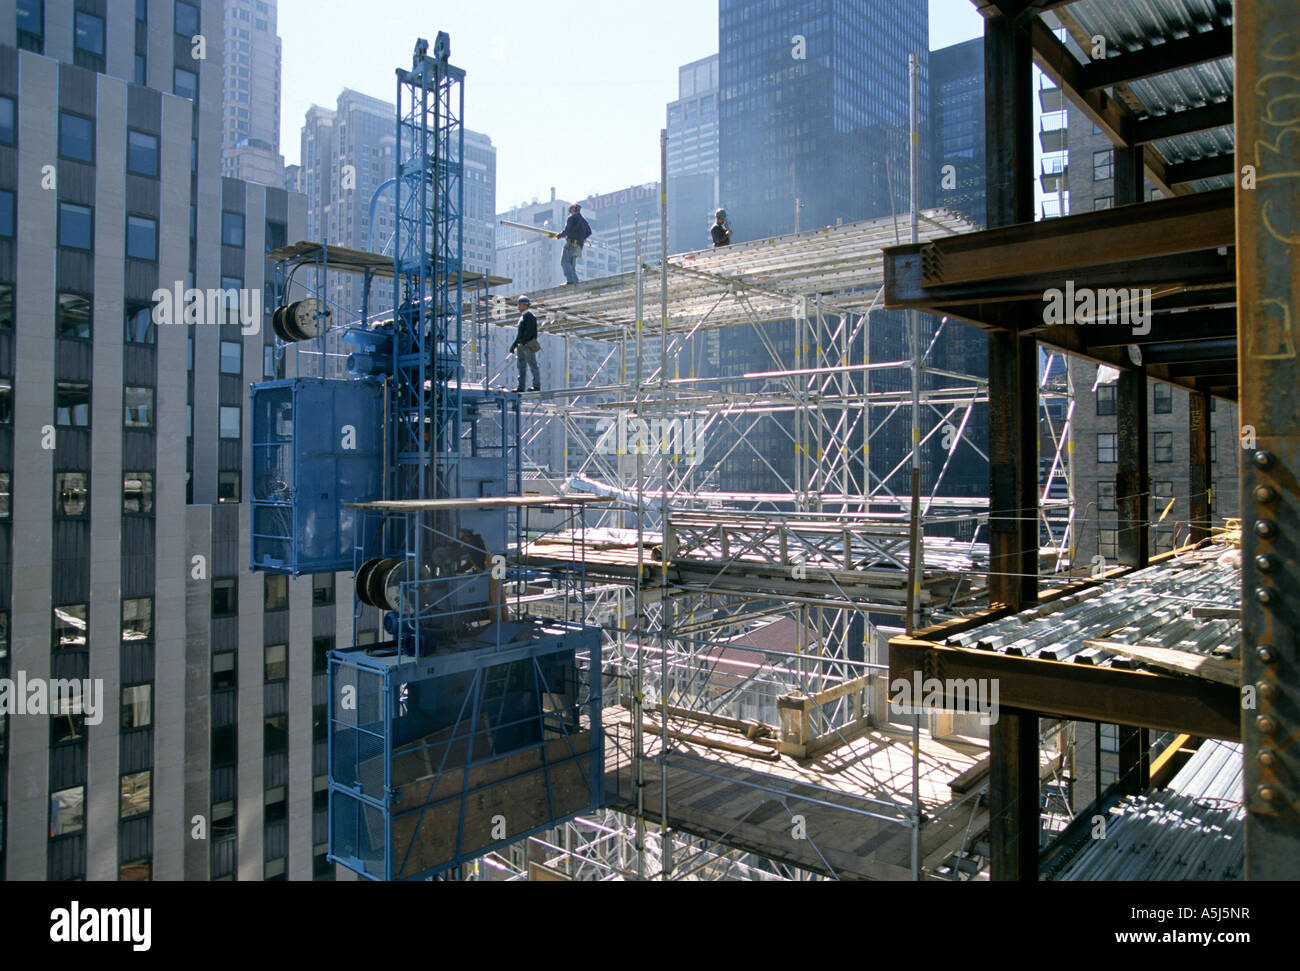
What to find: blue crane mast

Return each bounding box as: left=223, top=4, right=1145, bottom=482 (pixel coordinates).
left=249, top=35, right=604, bottom=881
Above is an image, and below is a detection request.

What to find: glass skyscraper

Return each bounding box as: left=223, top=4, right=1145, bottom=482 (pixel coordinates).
left=718, top=0, right=927, bottom=242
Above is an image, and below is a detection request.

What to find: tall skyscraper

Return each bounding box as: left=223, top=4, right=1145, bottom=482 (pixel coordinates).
left=0, top=0, right=379, bottom=882
left=929, top=37, right=984, bottom=228
left=667, top=54, right=719, bottom=254
left=719, top=0, right=926, bottom=242
left=220, top=0, right=284, bottom=186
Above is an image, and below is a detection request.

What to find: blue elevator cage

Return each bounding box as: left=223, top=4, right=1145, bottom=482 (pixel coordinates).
left=249, top=378, right=383, bottom=575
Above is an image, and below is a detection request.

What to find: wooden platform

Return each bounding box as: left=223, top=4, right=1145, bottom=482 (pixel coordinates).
left=601, top=707, right=993, bottom=880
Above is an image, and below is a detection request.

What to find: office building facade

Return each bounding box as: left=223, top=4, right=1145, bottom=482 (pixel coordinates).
left=220, top=0, right=284, bottom=186
left=0, top=0, right=373, bottom=881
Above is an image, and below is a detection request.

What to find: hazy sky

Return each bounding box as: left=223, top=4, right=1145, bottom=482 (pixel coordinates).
left=278, top=0, right=985, bottom=209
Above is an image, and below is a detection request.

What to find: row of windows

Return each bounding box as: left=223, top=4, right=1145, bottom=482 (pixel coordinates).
left=211, top=573, right=336, bottom=619
left=33, top=470, right=154, bottom=519
left=1097, top=528, right=1179, bottom=559
left=1095, top=382, right=1179, bottom=415
left=1095, top=431, right=1217, bottom=463
left=44, top=201, right=158, bottom=259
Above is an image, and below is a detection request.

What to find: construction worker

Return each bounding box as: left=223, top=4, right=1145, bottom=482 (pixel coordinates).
left=711, top=208, right=731, bottom=247
left=555, top=202, right=592, bottom=284
left=508, top=295, right=541, bottom=392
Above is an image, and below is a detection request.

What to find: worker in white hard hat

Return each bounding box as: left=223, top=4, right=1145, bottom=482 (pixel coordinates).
left=508, top=295, right=541, bottom=392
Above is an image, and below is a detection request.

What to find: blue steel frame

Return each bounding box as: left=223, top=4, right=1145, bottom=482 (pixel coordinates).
left=323, top=36, right=606, bottom=881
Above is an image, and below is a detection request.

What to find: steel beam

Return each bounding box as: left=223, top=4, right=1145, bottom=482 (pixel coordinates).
left=1189, top=390, right=1212, bottom=543
left=890, top=638, right=1243, bottom=740
left=989, top=710, right=1039, bottom=881
left=1079, top=27, right=1233, bottom=91
left=1133, top=101, right=1235, bottom=144
left=1116, top=367, right=1150, bottom=569
left=1236, top=0, right=1300, bottom=879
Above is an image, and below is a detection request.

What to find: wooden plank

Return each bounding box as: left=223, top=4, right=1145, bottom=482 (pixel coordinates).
left=347, top=494, right=614, bottom=511
left=1083, top=640, right=1242, bottom=687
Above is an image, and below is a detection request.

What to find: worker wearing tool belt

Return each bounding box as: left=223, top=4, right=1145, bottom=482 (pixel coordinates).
left=556, top=202, right=592, bottom=284
left=508, top=294, right=542, bottom=392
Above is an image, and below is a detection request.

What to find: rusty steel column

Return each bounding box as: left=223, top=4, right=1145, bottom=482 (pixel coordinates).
left=985, top=7, right=1040, bottom=883
left=985, top=8, right=1038, bottom=612
left=990, top=710, right=1040, bottom=881
left=1117, top=367, right=1150, bottom=568
left=1237, top=1, right=1300, bottom=879
left=1114, top=145, right=1145, bottom=207
left=1189, top=390, right=1213, bottom=543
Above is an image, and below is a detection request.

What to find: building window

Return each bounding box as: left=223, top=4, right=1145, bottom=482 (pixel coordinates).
left=58, top=202, right=93, bottom=250
left=1152, top=529, right=1175, bottom=555
left=122, top=597, right=152, bottom=642
left=1211, top=430, right=1218, bottom=463
left=73, top=11, right=105, bottom=59
left=264, top=574, right=288, bottom=612
left=1096, top=384, right=1116, bottom=415
left=50, top=786, right=85, bottom=836
left=0, top=190, right=13, bottom=238
left=0, top=284, right=13, bottom=330
left=59, top=111, right=94, bottom=163
left=55, top=382, right=90, bottom=427
left=212, top=578, right=238, bottom=617
left=312, top=635, right=334, bottom=674
left=174, top=67, right=198, bottom=102
left=221, top=211, right=245, bottom=247
left=134, top=54, right=147, bottom=85
left=211, top=652, right=236, bottom=691
left=1094, top=196, right=1113, bottom=210
left=123, top=471, right=153, bottom=514
left=124, top=386, right=153, bottom=428
left=264, top=714, right=288, bottom=755
left=16, top=0, right=44, bottom=54
left=263, top=345, right=279, bottom=380
left=126, top=215, right=158, bottom=261
left=0, top=471, right=9, bottom=519
left=1152, top=479, right=1174, bottom=513
left=1097, top=480, right=1116, bottom=512
left=265, top=786, right=287, bottom=824
left=127, top=130, right=159, bottom=177
left=312, top=573, right=335, bottom=606
left=220, top=341, right=242, bottom=375
left=264, top=643, right=287, bottom=682
left=219, top=406, right=240, bottom=439
left=265, top=219, right=287, bottom=251
left=56, top=472, right=88, bottom=517
left=125, top=301, right=155, bottom=343
left=0, top=96, right=13, bottom=144
left=1154, top=430, right=1174, bottom=463
left=0, top=377, right=9, bottom=422
left=211, top=800, right=235, bottom=840
left=56, top=292, right=92, bottom=339
left=217, top=471, right=240, bottom=503
left=53, top=604, right=87, bottom=650
left=175, top=0, right=199, bottom=36
left=1099, top=528, right=1118, bottom=560
left=121, top=684, right=152, bottom=729
left=1153, top=383, right=1173, bottom=414
left=1097, top=432, right=1117, bottom=464
left=1093, top=150, right=1113, bottom=181
left=120, top=771, right=151, bottom=819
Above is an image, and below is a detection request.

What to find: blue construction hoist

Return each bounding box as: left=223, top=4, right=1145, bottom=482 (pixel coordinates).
left=248, top=34, right=604, bottom=880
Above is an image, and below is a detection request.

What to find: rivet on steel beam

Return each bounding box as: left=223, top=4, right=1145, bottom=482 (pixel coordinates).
left=1256, top=587, right=1275, bottom=605
left=1257, top=645, right=1276, bottom=663
left=1256, top=554, right=1276, bottom=574
left=1258, top=749, right=1278, bottom=768
left=1258, top=785, right=1280, bottom=803
left=1253, top=451, right=1276, bottom=470
left=1259, top=681, right=1277, bottom=701
left=1255, top=520, right=1278, bottom=539
left=1257, top=714, right=1278, bottom=735
left=1253, top=485, right=1279, bottom=504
